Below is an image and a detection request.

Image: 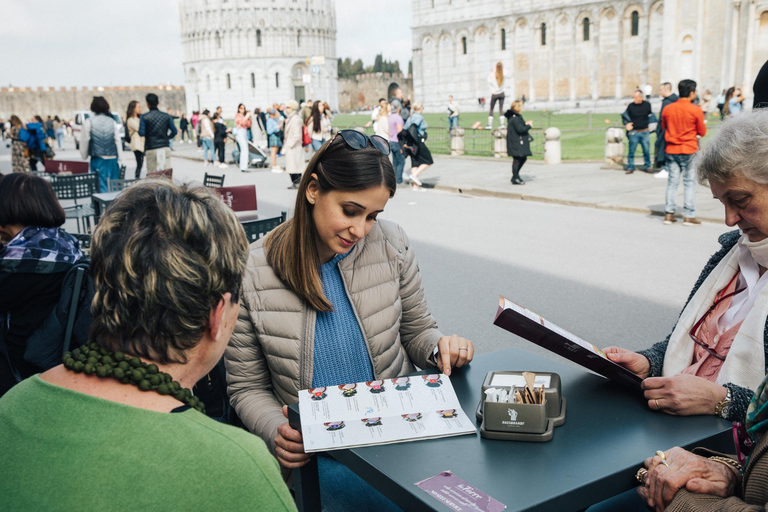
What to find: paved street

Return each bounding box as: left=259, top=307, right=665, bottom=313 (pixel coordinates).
left=2, top=137, right=731, bottom=366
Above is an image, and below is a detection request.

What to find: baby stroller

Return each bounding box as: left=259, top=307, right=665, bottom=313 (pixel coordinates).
left=230, top=134, right=268, bottom=169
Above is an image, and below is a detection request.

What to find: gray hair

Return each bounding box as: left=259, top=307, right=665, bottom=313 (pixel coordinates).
left=696, top=109, right=768, bottom=185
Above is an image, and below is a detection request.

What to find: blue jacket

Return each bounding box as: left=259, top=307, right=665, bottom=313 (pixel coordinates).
left=19, top=123, right=47, bottom=152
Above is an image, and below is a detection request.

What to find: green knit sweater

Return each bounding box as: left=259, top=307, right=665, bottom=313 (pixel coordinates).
left=0, top=376, right=297, bottom=511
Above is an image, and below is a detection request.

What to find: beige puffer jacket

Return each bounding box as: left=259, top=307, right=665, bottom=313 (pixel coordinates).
left=225, top=219, right=443, bottom=456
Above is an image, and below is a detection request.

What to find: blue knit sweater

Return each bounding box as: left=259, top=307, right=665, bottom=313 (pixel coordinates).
left=312, top=252, right=375, bottom=387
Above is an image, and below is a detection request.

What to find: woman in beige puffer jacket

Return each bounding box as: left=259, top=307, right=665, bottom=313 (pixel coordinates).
left=225, top=131, right=475, bottom=478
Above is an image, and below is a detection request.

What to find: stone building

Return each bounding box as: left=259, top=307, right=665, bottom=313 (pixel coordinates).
left=179, top=0, right=338, bottom=116
left=412, top=0, right=768, bottom=111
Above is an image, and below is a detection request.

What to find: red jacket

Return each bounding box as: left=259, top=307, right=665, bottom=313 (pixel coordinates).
left=661, top=98, right=706, bottom=155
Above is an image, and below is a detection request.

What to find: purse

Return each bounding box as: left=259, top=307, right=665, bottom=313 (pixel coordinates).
left=302, top=125, right=311, bottom=147
left=45, top=144, right=56, bottom=159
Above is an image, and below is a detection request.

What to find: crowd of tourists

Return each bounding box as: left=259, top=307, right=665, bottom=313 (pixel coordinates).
left=2, top=115, right=69, bottom=173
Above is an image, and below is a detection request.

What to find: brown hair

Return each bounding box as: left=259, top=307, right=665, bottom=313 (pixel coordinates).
left=495, top=62, right=504, bottom=87
left=89, top=180, right=249, bottom=364
left=510, top=100, right=523, bottom=114
left=0, top=173, right=65, bottom=228
left=265, top=135, right=396, bottom=311
left=126, top=100, right=139, bottom=119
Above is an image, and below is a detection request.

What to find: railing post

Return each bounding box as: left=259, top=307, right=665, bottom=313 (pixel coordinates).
left=450, top=127, right=465, bottom=156
left=604, top=127, right=625, bottom=166
left=543, top=127, right=561, bottom=164
left=492, top=127, right=507, bottom=158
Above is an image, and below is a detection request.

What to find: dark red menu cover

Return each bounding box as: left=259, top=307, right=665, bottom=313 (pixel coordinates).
left=493, top=296, right=643, bottom=389
left=44, top=160, right=90, bottom=174
left=216, top=185, right=257, bottom=212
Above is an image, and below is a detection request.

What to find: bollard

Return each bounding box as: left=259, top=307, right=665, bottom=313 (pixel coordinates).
left=543, top=127, right=561, bottom=164
left=604, top=127, right=625, bottom=166
left=493, top=127, right=507, bottom=158
left=450, top=127, right=465, bottom=156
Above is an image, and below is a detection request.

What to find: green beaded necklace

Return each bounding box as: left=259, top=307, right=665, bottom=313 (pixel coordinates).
left=63, top=342, right=206, bottom=414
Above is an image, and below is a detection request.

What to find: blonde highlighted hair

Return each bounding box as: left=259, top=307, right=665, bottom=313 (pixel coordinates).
left=495, top=62, right=504, bottom=87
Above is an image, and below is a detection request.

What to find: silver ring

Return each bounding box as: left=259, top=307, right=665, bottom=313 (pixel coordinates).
left=458, top=348, right=468, bottom=352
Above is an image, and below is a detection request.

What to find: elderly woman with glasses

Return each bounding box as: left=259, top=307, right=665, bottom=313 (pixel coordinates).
left=226, top=130, right=474, bottom=510
left=604, top=110, right=768, bottom=430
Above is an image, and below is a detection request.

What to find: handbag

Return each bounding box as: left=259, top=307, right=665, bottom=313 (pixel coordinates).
left=302, top=125, right=311, bottom=147
left=45, top=144, right=56, bottom=159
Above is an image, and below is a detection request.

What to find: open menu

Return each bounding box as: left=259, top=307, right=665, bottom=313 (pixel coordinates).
left=493, top=296, right=643, bottom=388
left=298, top=374, right=477, bottom=452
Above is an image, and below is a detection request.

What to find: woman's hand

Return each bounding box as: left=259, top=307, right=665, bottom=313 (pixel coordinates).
left=437, top=335, right=474, bottom=376
left=642, top=375, right=727, bottom=416
left=274, top=405, right=312, bottom=469
left=525, top=120, right=533, bottom=126
left=603, top=347, right=651, bottom=378
left=637, top=447, right=739, bottom=512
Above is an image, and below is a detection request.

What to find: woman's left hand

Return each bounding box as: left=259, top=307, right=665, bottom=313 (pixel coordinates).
left=436, top=335, right=474, bottom=376
left=642, top=375, right=728, bottom=416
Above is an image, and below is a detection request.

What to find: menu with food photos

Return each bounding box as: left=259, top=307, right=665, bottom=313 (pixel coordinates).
left=493, top=296, right=644, bottom=389
left=298, top=374, right=477, bottom=452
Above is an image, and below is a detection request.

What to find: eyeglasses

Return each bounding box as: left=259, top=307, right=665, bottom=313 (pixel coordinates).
left=334, top=129, right=391, bottom=156
left=689, top=284, right=746, bottom=361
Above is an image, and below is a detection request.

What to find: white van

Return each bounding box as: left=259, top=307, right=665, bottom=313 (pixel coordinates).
left=72, top=110, right=126, bottom=151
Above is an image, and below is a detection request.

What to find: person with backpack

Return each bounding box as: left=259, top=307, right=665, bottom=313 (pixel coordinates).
left=402, top=102, right=433, bottom=189
left=0, top=174, right=86, bottom=397
left=20, top=116, right=48, bottom=172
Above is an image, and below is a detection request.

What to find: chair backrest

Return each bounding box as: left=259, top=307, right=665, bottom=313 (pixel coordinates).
left=119, top=164, right=126, bottom=180
left=203, top=173, right=226, bottom=188
left=216, top=185, right=257, bottom=212
left=147, top=168, right=173, bottom=179
left=44, top=160, right=90, bottom=175
left=240, top=212, right=287, bottom=244
left=107, top=178, right=137, bottom=192
left=70, top=233, right=92, bottom=254
left=51, top=173, right=99, bottom=201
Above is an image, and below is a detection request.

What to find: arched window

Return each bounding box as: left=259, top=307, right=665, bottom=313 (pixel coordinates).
left=631, top=11, right=639, bottom=36
left=760, top=12, right=768, bottom=48
left=275, top=72, right=280, bottom=88
left=461, top=36, right=467, bottom=54
left=541, top=23, right=546, bottom=46
left=583, top=18, right=590, bottom=41
left=226, top=73, right=231, bottom=89
left=256, top=29, right=262, bottom=47
left=251, top=73, right=256, bottom=88
left=297, top=30, right=301, bottom=48
left=501, top=28, right=506, bottom=50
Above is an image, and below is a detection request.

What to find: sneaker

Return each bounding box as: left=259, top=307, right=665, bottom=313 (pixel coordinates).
left=409, top=173, right=423, bottom=186
left=654, top=169, right=669, bottom=179
left=219, top=163, right=228, bottom=168
left=271, top=166, right=283, bottom=173
left=664, top=213, right=676, bottom=225
left=412, top=184, right=426, bottom=192
left=511, top=177, right=525, bottom=185
left=683, top=217, right=702, bottom=226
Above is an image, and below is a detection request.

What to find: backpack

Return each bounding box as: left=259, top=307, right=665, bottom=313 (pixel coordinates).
left=23, top=262, right=95, bottom=373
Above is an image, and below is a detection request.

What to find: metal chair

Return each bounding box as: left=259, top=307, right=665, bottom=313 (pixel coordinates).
left=118, top=164, right=126, bottom=180
left=51, top=174, right=98, bottom=233
left=69, top=233, right=92, bottom=255
left=204, top=173, right=226, bottom=188
left=108, top=178, right=137, bottom=192
left=240, top=212, right=287, bottom=244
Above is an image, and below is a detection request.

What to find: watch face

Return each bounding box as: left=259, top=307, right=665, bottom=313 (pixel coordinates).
left=720, top=403, right=732, bottom=418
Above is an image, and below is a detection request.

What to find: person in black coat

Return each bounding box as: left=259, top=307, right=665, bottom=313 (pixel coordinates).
left=504, top=100, right=533, bottom=185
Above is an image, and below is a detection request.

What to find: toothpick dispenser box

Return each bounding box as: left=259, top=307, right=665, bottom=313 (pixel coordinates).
left=476, top=371, right=567, bottom=442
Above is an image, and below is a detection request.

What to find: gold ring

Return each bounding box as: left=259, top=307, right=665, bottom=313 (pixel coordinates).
left=655, top=399, right=660, bottom=410
left=459, top=348, right=468, bottom=352
left=281, top=448, right=286, bottom=458
left=655, top=450, right=669, bottom=466
left=635, top=468, right=648, bottom=484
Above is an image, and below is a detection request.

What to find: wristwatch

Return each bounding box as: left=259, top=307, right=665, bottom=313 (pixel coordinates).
left=715, top=387, right=733, bottom=419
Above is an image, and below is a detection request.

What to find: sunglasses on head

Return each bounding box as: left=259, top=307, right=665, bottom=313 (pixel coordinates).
left=334, top=129, right=391, bottom=156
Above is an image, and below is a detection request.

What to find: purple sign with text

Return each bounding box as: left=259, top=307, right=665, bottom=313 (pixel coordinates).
left=415, top=471, right=506, bottom=512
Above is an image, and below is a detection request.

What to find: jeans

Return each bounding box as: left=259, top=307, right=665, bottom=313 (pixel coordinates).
left=55, top=129, right=65, bottom=149
left=201, top=137, right=213, bottom=162
left=626, top=130, right=651, bottom=169
left=389, top=141, right=405, bottom=183
left=665, top=153, right=696, bottom=217
left=448, top=116, right=459, bottom=137
left=90, top=157, right=120, bottom=193
left=236, top=127, right=249, bottom=170
left=316, top=455, right=401, bottom=512
left=215, top=140, right=226, bottom=163
left=133, top=150, right=144, bottom=178
left=311, top=139, right=325, bottom=151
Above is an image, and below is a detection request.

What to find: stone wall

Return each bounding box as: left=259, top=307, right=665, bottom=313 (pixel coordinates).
left=337, top=73, right=413, bottom=112
left=0, top=86, right=186, bottom=121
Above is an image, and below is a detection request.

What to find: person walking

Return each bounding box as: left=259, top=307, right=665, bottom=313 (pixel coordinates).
left=179, top=114, right=190, bottom=143
left=662, top=79, right=707, bottom=226
left=234, top=104, right=252, bottom=172
left=79, top=96, right=122, bottom=192
left=717, top=89, right=727, bottom=119
left=166, top=108, right=179, bottom=150
left=23, top=117, right=48, bottom=172
left=44, top=116, right=55, bottom=146
left=403, top=102, right=433, bottom=189
left=388, top=102, right=405, bottom=184
left=374, top=102, right=389, bottom=141
left=212, top=112, right=229, bottom=169
left=653, top=82, right=678, bottom=179
left=701, top=89, right=713, bottom=119
left=138, top=94, right=177, bottom=173
left=622, top=90, right=653, bottom=174
left=283, top=100, right=304, bottom=189
left=125, top=100, right=145, bottom=179
left=200, top=109, right=214, bottom=166
left=724, top=86, right=745, bottom=117
left=447, top=95, right=460, bottom=138
left=252, top=107, right=266, bottom=146
left=487, top=62, right=505, bottom=129
left=266, top=109, right=283, bottom=172
left=307, top=101, right=331, bottom=152
left=504, top=100, right=533, bottom=185
left=9, top=116, right=27, bottom=173
left=53, top=116, right=64, bottom=150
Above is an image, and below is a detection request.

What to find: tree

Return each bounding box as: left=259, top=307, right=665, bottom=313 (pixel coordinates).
left=373, top=54, right=383, bottom=73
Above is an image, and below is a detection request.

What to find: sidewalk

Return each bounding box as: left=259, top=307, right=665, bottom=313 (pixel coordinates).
left=172, top=142, right=725, bottom=224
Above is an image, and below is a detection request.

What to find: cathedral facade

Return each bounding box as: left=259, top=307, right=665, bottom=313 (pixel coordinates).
left=412, top=0, right=768, bottom=110
left=179, top=0, right=338, bottom=115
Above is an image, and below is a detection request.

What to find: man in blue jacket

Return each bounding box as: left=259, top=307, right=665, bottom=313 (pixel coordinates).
left=139, top=94, right=177, bottom=173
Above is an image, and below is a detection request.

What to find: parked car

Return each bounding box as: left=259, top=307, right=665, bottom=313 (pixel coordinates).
left=72, top=110, right=126, bottom=151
